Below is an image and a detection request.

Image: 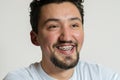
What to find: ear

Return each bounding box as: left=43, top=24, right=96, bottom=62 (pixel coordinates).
left=30, top=31, right=40, bottom=46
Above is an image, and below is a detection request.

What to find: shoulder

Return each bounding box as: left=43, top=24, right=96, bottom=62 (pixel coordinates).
left=3, top=63, right=39, bottom=80
left=76, top=61, right=120, bottom=80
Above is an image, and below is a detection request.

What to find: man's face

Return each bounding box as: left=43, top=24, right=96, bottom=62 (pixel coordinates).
left=32, top=2, right=84, bottom=69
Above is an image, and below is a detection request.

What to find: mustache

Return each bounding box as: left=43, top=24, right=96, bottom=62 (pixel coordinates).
left=58, top=40, right=73, bottom=44
left=53, top=40, right=78, bottom=48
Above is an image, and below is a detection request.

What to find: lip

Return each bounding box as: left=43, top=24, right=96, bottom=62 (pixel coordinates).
left=57, top=45, right=73, bottom=51
left=55, top=44, right=76, bottom=55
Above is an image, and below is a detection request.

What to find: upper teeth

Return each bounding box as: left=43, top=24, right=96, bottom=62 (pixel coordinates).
left=58, top=46, right=73, bottom=51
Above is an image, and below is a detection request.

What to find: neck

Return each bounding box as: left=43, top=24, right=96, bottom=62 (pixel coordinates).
left=41, top=61, right=75, bottom=80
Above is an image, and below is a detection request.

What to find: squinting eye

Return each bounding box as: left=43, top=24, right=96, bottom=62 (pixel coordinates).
left=48, top=25, right=57, bottom=28
left=47, top=25, right=59, bottom=30
left=72, top=24, right=79, bottom=28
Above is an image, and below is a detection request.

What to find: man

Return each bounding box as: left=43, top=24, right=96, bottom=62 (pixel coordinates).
left=3, top=0, right=120, bottom=80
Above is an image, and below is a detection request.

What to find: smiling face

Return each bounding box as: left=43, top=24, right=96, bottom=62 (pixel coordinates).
left=31, top=2, right=84, bottom=70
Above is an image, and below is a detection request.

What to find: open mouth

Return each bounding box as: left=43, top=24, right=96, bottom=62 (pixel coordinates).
left=57, top=45, right=74, bottom=51
left=55, top=44, right=76, bottom=55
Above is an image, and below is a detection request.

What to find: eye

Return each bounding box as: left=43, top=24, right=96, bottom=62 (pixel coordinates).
left=71, top=24, right=80, bottom=29
left=48, top=25, right=57, bottom=28
left=72, top=24, right=78, bottom=27
left=47, top=25, right=59, bottom=30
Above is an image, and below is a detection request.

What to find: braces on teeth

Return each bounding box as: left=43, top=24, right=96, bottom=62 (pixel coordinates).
left=58, top=46, right=73, bottom=51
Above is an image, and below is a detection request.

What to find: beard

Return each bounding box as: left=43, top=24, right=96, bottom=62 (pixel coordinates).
left=50, top=40, right=80, bottom=70
left=50, top=49, right=79, bottom=70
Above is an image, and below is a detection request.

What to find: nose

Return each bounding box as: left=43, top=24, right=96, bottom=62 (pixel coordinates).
left=59, top=26, right=72, bottom=41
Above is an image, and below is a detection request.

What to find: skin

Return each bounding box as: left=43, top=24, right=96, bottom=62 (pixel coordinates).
left=30, top=2, right=84, bottom=80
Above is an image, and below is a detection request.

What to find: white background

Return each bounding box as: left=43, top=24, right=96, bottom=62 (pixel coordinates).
left=0, top=0, right=120, bottom=79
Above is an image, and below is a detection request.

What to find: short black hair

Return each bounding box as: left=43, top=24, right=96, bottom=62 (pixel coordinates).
left=30, top=0, right=84, bottom=33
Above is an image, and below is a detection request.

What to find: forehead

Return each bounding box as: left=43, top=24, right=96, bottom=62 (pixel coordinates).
left=39, top=2, right=81, bottom=22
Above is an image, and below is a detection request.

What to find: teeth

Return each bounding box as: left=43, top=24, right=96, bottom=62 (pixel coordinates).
left=58, top=46, right=73, bottom=51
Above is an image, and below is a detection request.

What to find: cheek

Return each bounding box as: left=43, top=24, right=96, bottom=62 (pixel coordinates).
left=38, top=34, right=55, bottom=54
left=39, top=32, right=58, bottom=46
left=74, top=31, right=84, bottom=44
left=40, top=33, right=60, bottom=56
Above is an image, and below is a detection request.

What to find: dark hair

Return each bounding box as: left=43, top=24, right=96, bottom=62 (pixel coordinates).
left=30, top=0, right=84, bottom=33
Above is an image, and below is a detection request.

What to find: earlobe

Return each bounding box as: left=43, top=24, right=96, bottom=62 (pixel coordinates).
left=30, top=31, right=40, bottom=46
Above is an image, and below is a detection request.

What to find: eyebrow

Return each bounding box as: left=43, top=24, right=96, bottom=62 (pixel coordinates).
left=69, top=17, right=82, bottom=22
left=43, top=18, right=59, bottom=25
left=43, top=17, right=82, bottom=25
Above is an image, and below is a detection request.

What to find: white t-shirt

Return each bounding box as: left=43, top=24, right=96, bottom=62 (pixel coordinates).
left=3, top=61, right=120, bottom=80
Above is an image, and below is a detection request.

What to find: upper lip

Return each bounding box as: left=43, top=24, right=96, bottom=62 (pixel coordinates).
left=56, top=43, right=76, bottom=46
